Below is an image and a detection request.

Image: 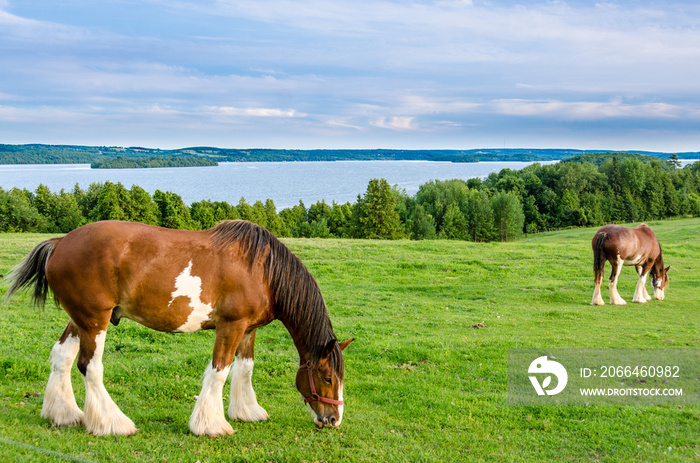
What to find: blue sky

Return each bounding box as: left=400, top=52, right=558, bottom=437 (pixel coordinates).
left=1, top=0, right=699, bottom=151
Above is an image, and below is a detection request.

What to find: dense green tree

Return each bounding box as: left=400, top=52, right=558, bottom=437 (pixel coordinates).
left=409, top=204, right=437, bottom=240
left=465, top=190, right=495, bottom=242
left=308, top=200, right=332, bottom=224
left=491, top=192, right=525, bottom=242
left=328, top=201, right=352, bottom=237
left=263, top=199, right=288, bottom=237
left=493, top=170, right=526, bottom=197
left=249, top=201, right=268, bottom=228
left=91, top=181, right=127, bottom=221
left=308, top=218, right=331, bottom=238
left=236, top=198, right=254, bottom=223
left=415, top=179, right=471, bottom=232
left=190, top=200, right=217, bottom=230
left=128, top=186, right=159, bottom=225
left=668, top=153, right=681, bottom=169
left=558, top=189, right=587, bottom=227
left=48, top=190, right=85, bottom=232
left=153, top=190, right=192, bottom=229
left=0, top=188, right=47, bottom=232
left=212, top=201, right=240, bottom=222
left=279, top=200, right=308, bottom=237
left=353, top=178, right=404, bottom=239
left=688, top=193, right=700, bottom=217
left=439, top=203, right=468, bottom=240
left=581, top=192, right=606, bottom=226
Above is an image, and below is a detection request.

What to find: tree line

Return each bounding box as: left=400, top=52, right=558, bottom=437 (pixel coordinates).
left=2, top=156, right=699, bottom=241
left=90, top=156, right=218, bottom=169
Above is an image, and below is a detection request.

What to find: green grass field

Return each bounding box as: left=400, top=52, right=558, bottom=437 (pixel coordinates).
left=0, top=219, right=698, bottom=462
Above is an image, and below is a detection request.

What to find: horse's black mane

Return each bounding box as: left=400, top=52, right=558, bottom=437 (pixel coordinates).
left=210, top=220, right=343, bottom=379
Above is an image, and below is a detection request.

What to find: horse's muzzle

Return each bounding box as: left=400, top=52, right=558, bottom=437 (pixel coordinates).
left=315, top=415, right=339, bottom=428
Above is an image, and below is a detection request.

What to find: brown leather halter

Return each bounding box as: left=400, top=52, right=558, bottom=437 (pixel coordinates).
left=303, top=363, right=344, bottom=406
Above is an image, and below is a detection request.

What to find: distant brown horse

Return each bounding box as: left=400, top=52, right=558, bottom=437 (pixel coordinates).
left=6, top=220, right=353, bottom=436
left=591, top=223, right=669, bottom=305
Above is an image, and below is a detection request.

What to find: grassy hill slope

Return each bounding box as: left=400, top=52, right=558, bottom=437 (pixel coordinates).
left=0, top=219, right=698, bottom=461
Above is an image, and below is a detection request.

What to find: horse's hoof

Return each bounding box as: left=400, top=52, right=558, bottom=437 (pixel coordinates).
left=190, top=420, right=234, bottom=437
left=229, top=404, right=269, bottom=422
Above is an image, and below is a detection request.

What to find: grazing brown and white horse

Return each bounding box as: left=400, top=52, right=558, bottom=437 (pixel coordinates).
left=6, top=220, right=353, bottom=436
left=591, top=223, right=669, bottom=306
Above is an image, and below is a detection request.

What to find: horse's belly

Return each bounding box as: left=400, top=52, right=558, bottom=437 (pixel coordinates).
left=117, top=299, right=215, bottom=333
left=622, top=254, right=644, bottom=266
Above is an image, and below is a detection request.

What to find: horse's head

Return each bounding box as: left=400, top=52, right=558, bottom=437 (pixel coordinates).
left=296, top=338, right=354, bottom=428
left=652, top=265, right=670, bottom=300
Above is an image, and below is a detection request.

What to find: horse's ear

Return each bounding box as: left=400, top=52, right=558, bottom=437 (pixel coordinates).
left=665, top=265, right=671, bottom=273
left=322, top=339, right=337, bottom=359
left=339, top=338, right=355, bottom=351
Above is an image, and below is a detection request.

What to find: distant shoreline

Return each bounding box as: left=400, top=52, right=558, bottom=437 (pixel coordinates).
left=1, top=143, right=698, bottom=166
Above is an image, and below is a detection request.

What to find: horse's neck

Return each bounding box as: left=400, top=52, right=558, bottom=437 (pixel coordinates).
left=282, top=319, right=312, bottom=363
left=278, top=309, right=333, bottom=365
left=654, top=253, right=665, bottom=271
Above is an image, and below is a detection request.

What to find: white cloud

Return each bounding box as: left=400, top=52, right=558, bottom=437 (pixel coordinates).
left=325, top=118, right=365, bottom=130
left=206, top=106, right=304, bottom=118
left=485, top=99, right=699, bottom=120
left=370, top=116, right=417, bottom=130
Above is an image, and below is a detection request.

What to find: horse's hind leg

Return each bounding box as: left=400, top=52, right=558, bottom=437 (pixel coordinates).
left=77, top=322, right=137, bottom=436
left=609, top=257, right=627, bottom=305
left=228, top=328, right=269, bottom=422
left=591, top=268, right=605, bottom=306
left=42, top=322, right=84, bottom=427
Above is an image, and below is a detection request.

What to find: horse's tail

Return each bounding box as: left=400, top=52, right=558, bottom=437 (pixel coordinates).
left=592, top=231, right=608, bottom=283
left=4, top=238, right=61, bottom=309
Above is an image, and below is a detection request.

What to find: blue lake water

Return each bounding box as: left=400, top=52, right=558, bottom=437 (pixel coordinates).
left=0, top=159, right=625, bottom=209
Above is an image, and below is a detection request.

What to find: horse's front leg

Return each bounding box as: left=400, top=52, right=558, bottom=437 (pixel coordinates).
left=609, top=258, right=627, bottom=305
left=633, top=266, right=651, bottom=303
left=189, top=320, right=246, bottom=436
left=228, top=328, right=269, bottom=422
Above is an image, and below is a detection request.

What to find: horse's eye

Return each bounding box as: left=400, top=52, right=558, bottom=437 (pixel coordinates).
left=323, top=377, right=332, bottom=384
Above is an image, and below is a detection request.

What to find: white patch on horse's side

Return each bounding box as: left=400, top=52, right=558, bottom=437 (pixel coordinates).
left=41, top=334, right=84, bottom=427
left=189, top=362, right=234, bottom=436
left=624, top=255, right=643, bottom=266
left=228, top=357, right=269, bottom=422
left=83, top=331, right=137, bottom=436
left=170, top=261, right=214, bottom=333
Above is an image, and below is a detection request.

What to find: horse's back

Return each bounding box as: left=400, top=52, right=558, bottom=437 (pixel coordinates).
left=592, top=223, right=660, bottom=263
left=47, top=221, right=201, bottom=279
left=592, top=224, right=633, bottom=251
